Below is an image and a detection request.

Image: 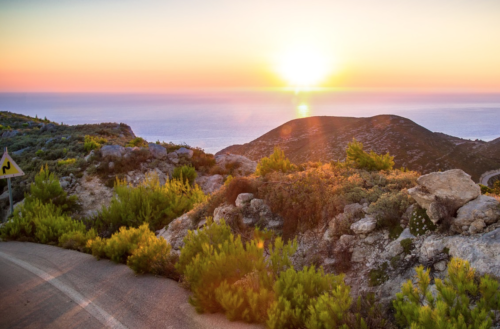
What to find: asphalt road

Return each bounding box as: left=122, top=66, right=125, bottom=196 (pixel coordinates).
left=480, top=170, right=500, bottom=187
left=0, top=241, right=264, bottom=329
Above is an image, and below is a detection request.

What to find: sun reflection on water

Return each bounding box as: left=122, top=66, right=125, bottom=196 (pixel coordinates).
left=297, top=103, right=310, bottom=118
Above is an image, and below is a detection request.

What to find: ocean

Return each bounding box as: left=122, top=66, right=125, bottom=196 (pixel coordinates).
left=1, top=91, right=500, bottom=154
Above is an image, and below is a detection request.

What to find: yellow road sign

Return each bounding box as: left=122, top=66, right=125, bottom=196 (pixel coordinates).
left=0, top=151, right=25, bottom=179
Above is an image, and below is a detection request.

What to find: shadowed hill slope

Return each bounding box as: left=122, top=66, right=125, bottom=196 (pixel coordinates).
left=217, top=115, right=500, bottom=181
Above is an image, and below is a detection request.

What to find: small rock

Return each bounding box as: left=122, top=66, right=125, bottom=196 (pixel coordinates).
left=350, top=216, right=377, bottom=235
left=434, top=260, right=447, bottom=272
left=469, top=219, right=486, bottom=234
left=108, top=162, right=115, bottom=170
left=235, top=193, right=254, bottom=208
left=148, top=143, right=167, bottom=159
left=176, top=147, right=194, bottom=159
left=101, top=145, right=125, bottom=159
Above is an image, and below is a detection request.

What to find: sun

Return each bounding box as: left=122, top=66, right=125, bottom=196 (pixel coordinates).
left=277, top=48, right=331, bottom=89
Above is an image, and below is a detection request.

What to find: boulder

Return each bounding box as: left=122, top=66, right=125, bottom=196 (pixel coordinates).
left=100, top=145, right=125, bottom=159
left=235, top=193, right=254, bottom=208
left=419, top=236, right=445, bottom=263
left=343, top=203, right=364, bottom=220
left=176, top=147, right=194, bottom=159
left=157, top=213, right=193, bottom=252
left=213, top=204, right=240, bottom=223
left=444, top=228, right=500, bottom=277
left=453, top=195, right=500, bottom=233
left=215, top=154, right=257, bottom=176
left=167, top=152, right=180, bottom=164
left=408, top=169, right=480, bottom=224
left=148, top=143, right=167, bottom=159
left=40, top=123, right=56, bottom=132
left=350, top=216, right=377, bottom=235
left=84, top=150, right=95, bottom=162
left=2, top=130, right=19, bottom=138
left=195, top=175, right=224, bottom=194
left=12, top=147, right=29, bottom=155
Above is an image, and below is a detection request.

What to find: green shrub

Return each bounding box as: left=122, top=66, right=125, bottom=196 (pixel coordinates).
left=177, top=219, right=297, bottom=322
left=84, top=135, right=107, bottom=152
left=127, top=234, right=178, bottom=278
left=57, top=158, right=77, bottom=166
left=346, top=138, right=394, bottom=171
left=25, top=165, right=78, bottom=213
left=172, top=165, right=197, bottom=185
left=87, top=237, right=107, bottom=259
left=0, top=200, right=86, bottom=245
left=368, top=190, right=413, bottom=238
left=400, top=238, right=413, bottom=255
left=103, top=223, right=150, bottom=263
left=267, top=266, right=347, bottom=329
left=59, top=228, right=97, bottom=251
left=35, top=149, right=44, bottom=156
left=126, top=137, right=147, bottom=148
left=409, top=206, right=437, bottom=236
left=393, top=258, right=500, bottom=329
left=256, top=147, right=296, bottom=177
left=93, top=172, right=207, bottom=234
left=368, top=262, right=389, bottom=287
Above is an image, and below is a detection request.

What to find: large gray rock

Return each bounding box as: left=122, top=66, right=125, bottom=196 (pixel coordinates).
left=408, top=169, right=480, bottom=224
left=157, top=213, right=193, bottom=252
left=344, top=203, right=364, bottom=221
left=148, top=143, right=167, bottom=159
left=213, top=204, right=240, bottom=223
left=235, top=193, right=254, bottom=208
left=100, top=145, right=125, bottom=158
left=445, top=228, right=500, bottom=278
left=40, top=123, right=56, bottom=132
left=453, top=195, right=500, bottom=233
left=195, top=175, right=224, bottom=194
left=176, top=147, right=194, bottom=159
left=215, top=154, right=257, bottom=176
left=350, top=216, right=377, bottom=235
left=2, top=130, right=19, bottom=138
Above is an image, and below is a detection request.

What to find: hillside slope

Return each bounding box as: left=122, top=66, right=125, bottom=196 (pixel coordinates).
left=217, top=115, right=500, bottom=180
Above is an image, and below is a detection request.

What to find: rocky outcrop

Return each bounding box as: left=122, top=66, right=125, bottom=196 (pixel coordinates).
left=408, top=169, right=480, bottom=224
left=2, top=130, right=19, bottom=138
left=101, top=145, right=126, bottom=159
left=157, top=213, right=194, bottom=254
left=195, top=175, right=224, bottom=194
left=215, top=154, right=257, bottom=176
left=452, top=195, right=500, bottom=233
left=235, top=193, right=254, bottom=208
left=148, top=143, right=167, bottom=159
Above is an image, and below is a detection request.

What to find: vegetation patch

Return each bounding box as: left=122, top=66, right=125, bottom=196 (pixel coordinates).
left=409, top=206, right=437, bottom=236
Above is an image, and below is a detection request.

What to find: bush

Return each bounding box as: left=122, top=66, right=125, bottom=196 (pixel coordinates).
left=368, top=190, right=413, bottom=238
left=93, top=172, right=207, bottom=234
left=400, top=238, right=413, bottom=255
left=172, top=165, right=197, bottom=185
left=0, top=200, right=87, bottom=245
left=346, top=139, right=394, bottom=171
left=224, top=176, right=259, bottom=206
left=394, top=258, right=500, bottom=329
left=368, top=262, right=389, bottom=287
left=409, top=206, right=437, bottom=236
left=126, top=137, right=147, bottom=148
left=57, top=158, right=77, bottom=166
left=84, top=135, right=107, bottom=152
left=267, top=266, right=347, bottom=329
left=176, top=219, right=297, bottom=322
left=256, top=147, right=296, bottom=177
left=59, top=228, right=97, bottom=251
left=25, top=165, right=78, bottom=213
left=127, top=234, right=179, bottom=278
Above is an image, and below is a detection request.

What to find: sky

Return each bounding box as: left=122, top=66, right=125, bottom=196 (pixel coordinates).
left=1, top=0, right=500, bottom=92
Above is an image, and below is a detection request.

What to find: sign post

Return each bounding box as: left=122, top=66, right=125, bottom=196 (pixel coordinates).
left=0, top=148, right=25, bottom=216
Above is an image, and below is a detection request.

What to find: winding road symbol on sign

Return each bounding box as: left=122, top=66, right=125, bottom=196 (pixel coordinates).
left=3, top=161, right=11, bottom=174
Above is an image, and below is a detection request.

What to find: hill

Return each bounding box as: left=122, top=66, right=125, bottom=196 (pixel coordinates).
left=217, top=115, right=500, bottom=181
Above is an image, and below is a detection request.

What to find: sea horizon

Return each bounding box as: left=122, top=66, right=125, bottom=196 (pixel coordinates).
left=1, top=90, right=500, bottom=154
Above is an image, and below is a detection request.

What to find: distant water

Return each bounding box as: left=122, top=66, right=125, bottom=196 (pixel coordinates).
left=1, top=91, right=500, bottom=154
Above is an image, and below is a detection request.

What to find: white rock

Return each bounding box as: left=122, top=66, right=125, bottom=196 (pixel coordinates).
left=408, top=169, right=480, bottom=224
left=157, top=213, right=193, bottom=251
left=419, top=236, right=445, bottom=262
left=454, top=195, right=500, bottom=232
left=434, top=260, right=447, bottom=272
left=350, top=216, right=377, bottom=235
left=195, top=175, right=224, bottom=194
left=235, top=193, right=254, bottom=208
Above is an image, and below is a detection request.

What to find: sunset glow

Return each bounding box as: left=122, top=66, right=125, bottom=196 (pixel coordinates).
left=0, top=0, right=499, bottom=92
